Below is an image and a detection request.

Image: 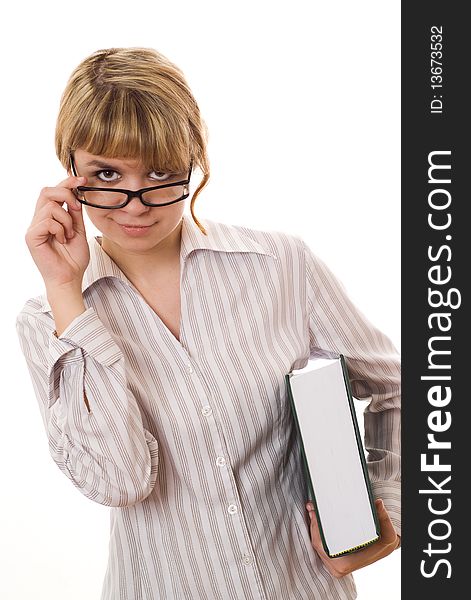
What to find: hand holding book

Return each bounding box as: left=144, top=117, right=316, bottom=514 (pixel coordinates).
left=305, top=498, right=401, bottom=578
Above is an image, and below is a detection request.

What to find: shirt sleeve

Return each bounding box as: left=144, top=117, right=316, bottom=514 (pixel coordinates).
left=15, top=304, right=159, bottom=508
left=301, top=240, right=401, bottom=537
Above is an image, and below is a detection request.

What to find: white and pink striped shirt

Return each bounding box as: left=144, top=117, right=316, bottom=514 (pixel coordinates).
left=16, top=213, right=400, bottom=599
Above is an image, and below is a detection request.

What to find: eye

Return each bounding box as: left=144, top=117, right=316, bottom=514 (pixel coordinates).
left=95, top=169, right=119, bottom=182
left=150, top=170, right=171, bottom=182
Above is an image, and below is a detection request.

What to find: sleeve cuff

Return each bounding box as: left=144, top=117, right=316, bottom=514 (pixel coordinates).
left=47, top=307, right=124, bottom=408
left=371, top=480, right=401, bottom=538
left=49, top=306, right=123, bottom=368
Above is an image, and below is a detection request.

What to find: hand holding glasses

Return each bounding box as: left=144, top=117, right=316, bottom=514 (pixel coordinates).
left=25, top=174, right=91, bottom=293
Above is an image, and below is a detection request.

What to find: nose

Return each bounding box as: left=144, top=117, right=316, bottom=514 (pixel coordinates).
left=120, top=193, right=152, bottom=215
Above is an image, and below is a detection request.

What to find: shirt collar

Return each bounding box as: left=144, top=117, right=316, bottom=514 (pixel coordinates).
left=180, top=212, right=276, bottom=261
left=39, top=213, right=275, bottom=313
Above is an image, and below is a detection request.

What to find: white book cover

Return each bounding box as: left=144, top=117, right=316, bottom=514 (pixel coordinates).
left=286, top=354, right=380, bottom=557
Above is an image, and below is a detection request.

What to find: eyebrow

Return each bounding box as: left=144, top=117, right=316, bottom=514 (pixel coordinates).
left=84, top=160, right=125, bottom=169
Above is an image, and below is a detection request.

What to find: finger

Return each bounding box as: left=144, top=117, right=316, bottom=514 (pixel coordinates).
left=27, top=216, right=69, bottom=247
left=34, top=202, right=75, bottom=239
left=306, top=504, right=330, bottom=559
left=67, top=192, right=86, bottom=236
left=34, top=176, right=87, bottom=215
left=375, top=499, right=399, bottom=546
left=54, top=189, right=87, bottom=236
left=55, top=175, right=88, bottom=210
left=55, top=174, right=88, bottom=191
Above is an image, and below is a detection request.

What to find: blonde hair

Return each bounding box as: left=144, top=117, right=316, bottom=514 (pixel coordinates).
left=55, top=47, right=210, bottom=234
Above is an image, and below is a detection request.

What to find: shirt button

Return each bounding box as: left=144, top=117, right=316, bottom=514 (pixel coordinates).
left=201, top=405, right=212, bottom=416
left=228, top=504, right=238, bottom=515
left=187, top=363, right=193, bottom=373
left=242, top=554, right=253, bottom=565
left=216, top=456, right=226, bottom=467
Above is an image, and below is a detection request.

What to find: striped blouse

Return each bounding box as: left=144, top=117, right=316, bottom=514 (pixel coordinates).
left=15, top=213, right=401, bottom=600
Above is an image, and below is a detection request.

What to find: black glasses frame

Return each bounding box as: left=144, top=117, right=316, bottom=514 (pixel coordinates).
left=69, top=153, right=193, bottom=209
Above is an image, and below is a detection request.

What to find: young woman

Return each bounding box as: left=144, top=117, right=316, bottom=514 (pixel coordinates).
left=16, top=47, right=400, bottom=599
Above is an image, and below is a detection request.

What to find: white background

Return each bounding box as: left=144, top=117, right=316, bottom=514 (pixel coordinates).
left=1, top=1, right=400, bottom=598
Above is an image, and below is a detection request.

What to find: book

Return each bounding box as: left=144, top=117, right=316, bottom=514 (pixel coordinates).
left=285, top=354, right=380, bottom=558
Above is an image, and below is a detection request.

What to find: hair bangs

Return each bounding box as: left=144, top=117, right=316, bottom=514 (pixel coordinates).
left=67, top=88, right=192, bottom=174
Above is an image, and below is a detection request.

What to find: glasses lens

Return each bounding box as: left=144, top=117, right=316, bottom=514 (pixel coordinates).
left=79, top=190, right=128, bottom=207
left=78, top=183, right=189, bottom=208
left=142, top=184, right=188, bottom=206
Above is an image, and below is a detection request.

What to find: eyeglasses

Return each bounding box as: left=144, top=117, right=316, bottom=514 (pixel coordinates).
left=69, top=153, right=193, bottom=209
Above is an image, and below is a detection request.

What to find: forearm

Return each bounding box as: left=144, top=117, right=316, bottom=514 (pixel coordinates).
left=47, top=283, right=86, bottom=337
left=16, top=305, right=160, bottom=507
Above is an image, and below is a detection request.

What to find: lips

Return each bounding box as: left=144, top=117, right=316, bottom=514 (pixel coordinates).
left=117, top=222, right=156, bottom=236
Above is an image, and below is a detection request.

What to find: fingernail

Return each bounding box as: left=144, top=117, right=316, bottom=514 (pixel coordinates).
left=306, top=503, right=314, bottom=512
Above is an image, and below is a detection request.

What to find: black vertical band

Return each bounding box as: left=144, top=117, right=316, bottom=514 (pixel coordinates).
left=402, top=3, right=468, bottom=597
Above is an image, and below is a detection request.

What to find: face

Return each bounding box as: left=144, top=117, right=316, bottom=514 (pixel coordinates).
left=71, top=148, right=188, bottom=255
